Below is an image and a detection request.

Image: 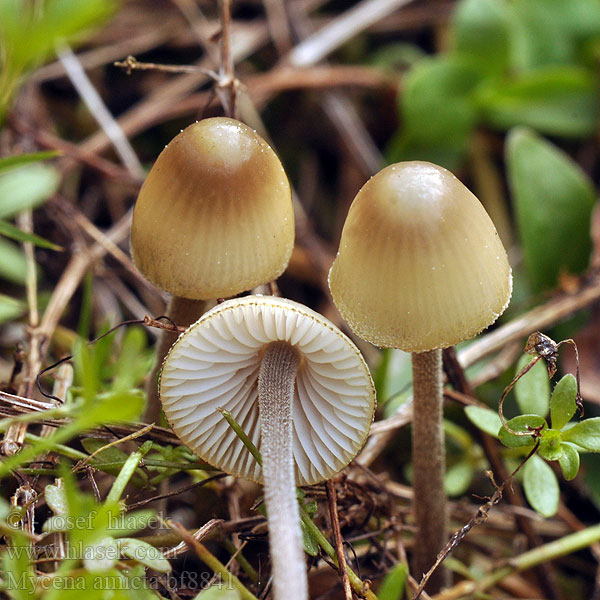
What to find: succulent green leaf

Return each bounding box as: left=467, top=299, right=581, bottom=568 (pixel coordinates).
left=194, top=588, right=241, bottom=600
left=377, top=562, right=408, bottom=600
left=562, top=418, right=600, bottom=451
left=478, top=67, right=599, bottom=137
left=118, top=537, right=172, bottom=573
left=465, top=405, right=503, bottom=438
left=499, top=414, right=547, bottom=448
left=388, top=55, right=480, bottom=169
left=45, top=484, right=68, bottom=515
left=506, top=127, right=595, bottom=292
left=558, top=443, right=580, bottom=480
left=523, top=454, right=559, bottom=517
left=0, top=163, right=60, bottom=219
left=84, top=536, right=119, bottom=572
left=445, top=460, right=473, bottom=497
left=550, top=374, right=578, bottom=429
left=0, top=294, right=24, bottom=323
left=514, top=354, right=550, bottom=417
left=0, top=237, right=28, bottom=284
left=301, top=518, right=320, bottom=557
left=538, top=429, right=563, bottom=461
left=452, top=0, right=512, bottom=76
left=1, top=530, right=35, bottom=600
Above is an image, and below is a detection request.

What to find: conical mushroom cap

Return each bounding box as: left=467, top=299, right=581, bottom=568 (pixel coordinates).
left=131, top=117, right=294, bottom=299
left=329, top=161, right=512, bottom=351
left=159, top=295, right=375, bottom=486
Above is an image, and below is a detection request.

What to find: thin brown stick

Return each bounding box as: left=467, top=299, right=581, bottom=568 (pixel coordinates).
left=218, top=0, right=236, bottom=117
left=459, top=272, right=600, bottom=368
left=326, top=479, right=352, bottom=600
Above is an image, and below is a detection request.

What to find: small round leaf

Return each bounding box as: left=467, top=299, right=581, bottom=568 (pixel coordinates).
left=539, top=429, right=563, bottom=461
left=499, top=414, right=547, bottom=448
left=465, top=405, right=502, bottom=438
left=523, top=455, right=559, bottom=517
left=118, top=537, right=172, bottom=573
left=550, top=374, right=578, bottom=430
left=558, top=443, right=580, bottom=481
left=562, top=417, right=600, bottom=451
left=514, top=354, right=550, bottom=417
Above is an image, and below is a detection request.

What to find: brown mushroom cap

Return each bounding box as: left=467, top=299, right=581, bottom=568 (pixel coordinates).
left=328, top=161, right=512, bottom=351
left=159, top=295, right=376, bottom=486
left=131, top=117, right=294, bottom=299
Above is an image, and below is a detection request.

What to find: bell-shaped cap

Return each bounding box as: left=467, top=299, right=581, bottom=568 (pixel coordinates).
left=131, top=117, right=294, bottom=299
left=159, top=295, right=375, bottom=486
left=329, top=161, right=512, bottom=352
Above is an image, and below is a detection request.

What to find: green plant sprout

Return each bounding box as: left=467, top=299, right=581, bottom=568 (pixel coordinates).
left=467, top=331, right=600, bottom=517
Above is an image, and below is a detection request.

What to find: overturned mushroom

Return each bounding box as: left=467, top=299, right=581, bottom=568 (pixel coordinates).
left=130, top=117, right=294, bottom=417
left=160, top=295, right=375, bottom=600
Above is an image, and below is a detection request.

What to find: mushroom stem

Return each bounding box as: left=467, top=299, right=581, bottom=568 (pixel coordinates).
left=258, top=341, right=307, bottom=600
left=145, top=296, right=208, bottom=423
left=411, top=348, right=449, bottom=592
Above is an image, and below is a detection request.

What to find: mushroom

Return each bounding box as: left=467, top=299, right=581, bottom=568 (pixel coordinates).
left=328, top=161, right=512, bottom=591
left=159, top=295, right=375, bottom=600
left=130, top=117, right=294, bottom=418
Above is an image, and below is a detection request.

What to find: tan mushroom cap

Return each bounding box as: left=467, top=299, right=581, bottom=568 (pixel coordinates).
left=329, top=161, right=512, bottom=352
left=159, top=295, right=376, bottom=486
left=131, top=117, right=294, bottom=300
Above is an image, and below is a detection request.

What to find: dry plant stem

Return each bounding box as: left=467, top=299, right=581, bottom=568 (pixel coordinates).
left=145, top=296, right=207, bottom=423
left=258, top=341, right=307, bottom=600
left=326, top=479, right=352, bottom=600
left=412, top=349, right=448, bottom=593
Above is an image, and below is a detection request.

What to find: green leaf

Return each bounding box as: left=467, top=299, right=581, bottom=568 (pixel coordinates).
left=81, top=390, right=145, bottom=428
left=105, top=510, right=157, bottom=538
left=389, top=55, right=480, bottom=169
left=499, top=414, right=547, bottom=448
left=301, top=517, right=320, bottom=556
left=551, top=374, right=578, bottom=430
left=0, top=163, right=60, bottom=219
left=0, top=293, right=25, bottom=323
left=445, top=460, right=473, bottom=497
left=452, top=0, right=512, bottom=76
left=506, top=127, right=595, bottom=292
left=465, top=405, right=503, bottom=438
left=0, top=219, right=62, bottom=250
left=194, top=587, right=240, bottom=600
left=558, top=443, right=580, bottom=480
left=45, top=484, right=68, bottom=515
left=510, top=0, right=577, bottom=70
left=118, top=537, right=172, bottom=573
left=1, top=530, right=36, bottom=600
left=84, top=536, right=119, bottom=572
left=377, top=562, right=408, bottom=600
left=0, top=237, right=28, bottom=284
left=81, top=437, right=128, bottom=464
left=562, top=418, right=600, bottom=451
left=514, top=354, right=550, bottom=417
left=0, top=151, right=60, bottom=173
left=509, top=0, right=600, bottom=70
left=478, top=67, right=599, bottom=137
left=539, top=429, right=563, bottom=461
left=523, top=454, right=559, bottom=517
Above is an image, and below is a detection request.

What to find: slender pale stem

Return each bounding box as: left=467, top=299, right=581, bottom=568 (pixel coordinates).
left=258, top=341, right=307, bottom=600
left=411, top=349, right=449, bottom=593
left=145, top=296, right=207, bottom=422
